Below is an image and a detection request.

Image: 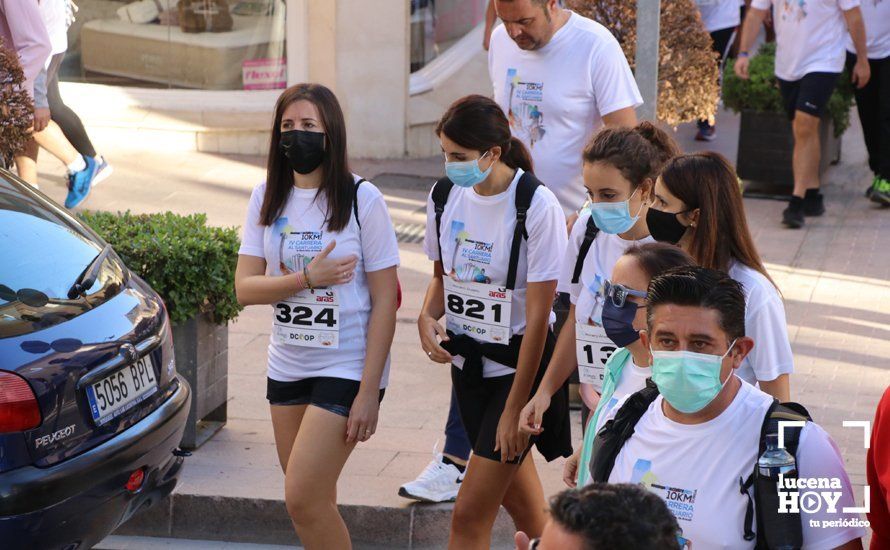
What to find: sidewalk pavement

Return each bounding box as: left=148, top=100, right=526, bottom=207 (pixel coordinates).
left=34, top=108, right=888, bottom=548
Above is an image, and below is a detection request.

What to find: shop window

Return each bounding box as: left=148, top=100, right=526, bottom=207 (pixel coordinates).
left=411, top=0, right=487, bottom=72
left=62, top=0, right=286, bottom=90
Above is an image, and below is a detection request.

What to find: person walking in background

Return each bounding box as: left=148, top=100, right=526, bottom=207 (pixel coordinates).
left=418, top=95, right=571, bottom=548
left=694, top=0, right=742, bottom=141
left=0, top=0, right=51, bottom=130
left=14, top=0, right=107, bottom=208
left=234, top=83, right=400, bottom=549
left=846, top=0, right=890, bottom=207
left=489, top=0, right=641, bottom=221
left=735, top=0, right=870, bottom=228
left=647, top=152, right=795, bottom=401
left=514, top=483, right=682, bottom=550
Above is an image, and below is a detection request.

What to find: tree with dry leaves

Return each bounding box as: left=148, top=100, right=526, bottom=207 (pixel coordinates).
left=566, top=0, right=720, bottom=126
left=0, top=38, right=34, bottom=168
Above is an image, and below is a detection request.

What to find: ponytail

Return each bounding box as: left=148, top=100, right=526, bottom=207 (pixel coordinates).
left=634, top=121, right=680, bottom=169
left=501, top=136, right=534, bottom=173
left=437, top=95, right=533, bottom=171
left=582, top=122, right=680, bottom=188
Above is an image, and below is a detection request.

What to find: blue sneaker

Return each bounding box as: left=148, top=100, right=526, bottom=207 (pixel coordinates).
left=65, top=156, right=98, bottom=209
left=91, top=156, right=114, bottom=187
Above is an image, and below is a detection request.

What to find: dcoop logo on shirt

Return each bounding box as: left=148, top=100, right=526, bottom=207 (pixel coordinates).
left=775, top=420, right=871, bottom=530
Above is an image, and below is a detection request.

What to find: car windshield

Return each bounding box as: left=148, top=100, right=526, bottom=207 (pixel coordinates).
left=0, top=171, right=125, bottom=339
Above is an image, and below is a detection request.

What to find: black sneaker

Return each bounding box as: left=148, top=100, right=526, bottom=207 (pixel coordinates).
left=782, top=196, right=805, bottom=229
left=803, top=189, right=825, bottom=216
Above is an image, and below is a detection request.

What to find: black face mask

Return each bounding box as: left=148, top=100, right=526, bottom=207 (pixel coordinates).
left=646, top=207, right=689, bottom=245
left=280, top=129, right=325, bottom=175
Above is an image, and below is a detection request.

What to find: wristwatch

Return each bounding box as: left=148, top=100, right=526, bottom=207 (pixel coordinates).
left=738, top=51, right=750, bottom=58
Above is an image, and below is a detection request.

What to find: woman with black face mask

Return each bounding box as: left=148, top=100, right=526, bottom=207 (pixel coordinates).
left=234, top=83, right=400, bottom=549
left=646, top=152, right=793, bottom=403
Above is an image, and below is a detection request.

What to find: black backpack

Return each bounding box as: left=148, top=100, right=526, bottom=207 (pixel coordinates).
left=431, top=171, right=542, bottom=291
left=590, top=380, right=812, bottom=549
left=570, top=215, right=600, bottom=285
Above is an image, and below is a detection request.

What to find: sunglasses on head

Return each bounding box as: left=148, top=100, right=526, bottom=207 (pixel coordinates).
left=602, top=280, right=647, bottom=308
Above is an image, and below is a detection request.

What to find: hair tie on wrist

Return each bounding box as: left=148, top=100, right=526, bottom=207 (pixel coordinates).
left=303, top=265, right=314, bottom=290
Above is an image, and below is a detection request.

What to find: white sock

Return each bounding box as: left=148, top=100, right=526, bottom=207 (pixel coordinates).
left=67, top=155, right=86, bottom=173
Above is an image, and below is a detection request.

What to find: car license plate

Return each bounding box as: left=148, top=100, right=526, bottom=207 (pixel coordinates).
left=86, top=355, right=158, bottom=426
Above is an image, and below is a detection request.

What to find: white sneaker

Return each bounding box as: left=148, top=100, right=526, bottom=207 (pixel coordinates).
left=398, top=452, right=464, bottom=503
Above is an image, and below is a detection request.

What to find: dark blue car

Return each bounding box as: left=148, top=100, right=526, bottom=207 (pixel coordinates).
left=0, top=168, right=191, bottom=549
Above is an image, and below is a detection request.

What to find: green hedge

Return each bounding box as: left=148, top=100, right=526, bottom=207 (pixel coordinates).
left=723, top=42, right=854, bottom=137
left=79, top=210, right=242, bottom=325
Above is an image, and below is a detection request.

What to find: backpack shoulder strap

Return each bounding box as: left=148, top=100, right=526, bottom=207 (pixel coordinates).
left=431, top=177, right=454, bottom=264
left=506, top=171, right=543, bottom=290
left=353, top=178, right=367, bottom=229
left=741, top=400, right=812, bottom=547
left=572, top=216, right=600, bottom=284
left=590, top=378, right=660, bottom=483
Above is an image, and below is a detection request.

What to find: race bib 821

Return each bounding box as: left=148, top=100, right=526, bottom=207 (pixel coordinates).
left=443, top=278, right=512, bottom=344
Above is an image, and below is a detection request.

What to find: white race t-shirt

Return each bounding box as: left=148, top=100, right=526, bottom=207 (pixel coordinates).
left=593, top=354, right=650, bottom=435
left=846, top=0, right=890, bottom=59
left=751, top=0, right=860, bottom=81
left=488, top=11, right=642, bottom=215
left=606, top=381, right=867, bottom=549
left=423, top=169, right=568, bottom=378
left=557, top=211, right=655, bottom=325
left=729, top=261, right=794, bottom=385
left=239, top=177, right=400, bottom=386
left=696, top=0, right=742, bottom=32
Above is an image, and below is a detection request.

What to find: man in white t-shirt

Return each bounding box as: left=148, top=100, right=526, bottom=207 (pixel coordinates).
left=596, top=266, right=865, bottom=549
left=735, top=0, right=869, bottom=229
left=488, top=0, right=642, bottom=219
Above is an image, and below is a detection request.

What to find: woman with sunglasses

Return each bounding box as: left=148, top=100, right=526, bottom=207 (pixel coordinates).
left=646, top=152, right=793, bottom=401
left=419, top=95, right=571, bottom=548
left=517, top=123, right=679, bottom=424
left=234, top=84, right=400, bottom=548
left=557, top=243, right=694, bottom=487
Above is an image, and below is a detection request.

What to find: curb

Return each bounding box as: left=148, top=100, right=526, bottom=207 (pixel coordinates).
left=114, top=491, right=517, bottom=548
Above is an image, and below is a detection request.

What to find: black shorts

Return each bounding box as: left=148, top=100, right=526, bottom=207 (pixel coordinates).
left=266, top=376, right=385, bottom=417
left=451, top=331, right=571, bottom=464
left=451, top=368, right=528, bottom=464
left=777, top=72, right=840, bottom=120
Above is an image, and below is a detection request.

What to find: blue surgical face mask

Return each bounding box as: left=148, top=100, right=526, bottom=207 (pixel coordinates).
left=650, top=340, right=737, bottom=414
left=445, top=151, right=492, bottom=188
left=589, top=189, right=642, bottom=234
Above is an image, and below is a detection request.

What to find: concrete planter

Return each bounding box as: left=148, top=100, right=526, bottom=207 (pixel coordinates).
left=737, top=110, right=842, bottom=195
left=173, top=313, right=228, bottom=449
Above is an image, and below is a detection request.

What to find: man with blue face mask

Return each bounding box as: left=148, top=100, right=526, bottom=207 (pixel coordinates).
left=590, top=266, right=865, bottom=549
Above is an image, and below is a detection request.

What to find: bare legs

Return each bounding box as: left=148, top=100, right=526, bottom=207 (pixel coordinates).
left=270, top=404, right=356, bottom=549
left=13, top=121, right=82, bottom=185
left=791, top=110, right=821, bottom=198
left=448, top=453, right=547, bottom=550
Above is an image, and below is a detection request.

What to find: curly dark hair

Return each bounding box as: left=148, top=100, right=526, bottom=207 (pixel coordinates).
left=548, top=483, right=681, bottom=549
